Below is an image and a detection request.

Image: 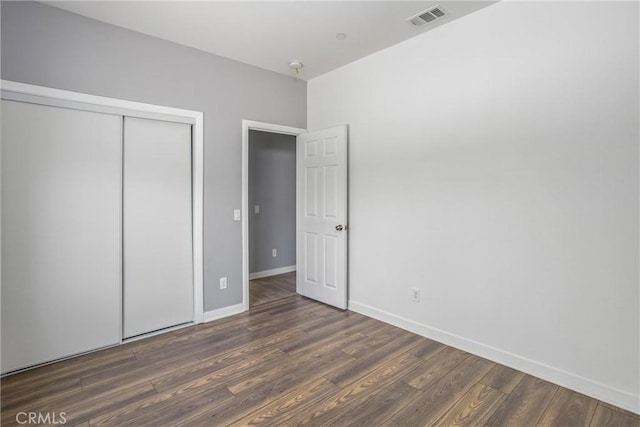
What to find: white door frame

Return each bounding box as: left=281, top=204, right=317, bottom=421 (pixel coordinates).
left=241, top=120, right=306, bottom=310
left=1, top=80, right=205, bottom=326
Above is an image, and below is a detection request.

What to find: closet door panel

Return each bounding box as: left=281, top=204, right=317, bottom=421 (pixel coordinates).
left=123, top=117, right=193, bottom=338
left=1, top=100, right=122, bottom=373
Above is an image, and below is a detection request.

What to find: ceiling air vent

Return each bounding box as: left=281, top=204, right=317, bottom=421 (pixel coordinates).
left=407, top=6, right=447, bottom=27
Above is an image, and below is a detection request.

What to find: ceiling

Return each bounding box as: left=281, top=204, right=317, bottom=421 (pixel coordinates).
left=45, top=1, right=496, bottom=80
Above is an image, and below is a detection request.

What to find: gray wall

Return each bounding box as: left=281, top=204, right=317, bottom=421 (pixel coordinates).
left=1, top=1, right=306, bottom=311
left=248, top=130, right=296, bottom=274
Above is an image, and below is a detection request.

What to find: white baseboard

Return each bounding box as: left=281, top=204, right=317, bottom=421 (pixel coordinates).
left=202, top=303, right=246, bottom=323
left=348, top=300, right=640, bottom=415
left=249, top=265, right=296, bottom=280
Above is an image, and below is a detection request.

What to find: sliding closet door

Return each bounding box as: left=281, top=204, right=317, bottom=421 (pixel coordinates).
left=1, top=100, right=122, bottom=373
left=123, top=117, right=193, bottom=338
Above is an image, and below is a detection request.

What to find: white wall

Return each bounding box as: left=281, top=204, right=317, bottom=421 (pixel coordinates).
left=308, top=1, right=639, bottom=413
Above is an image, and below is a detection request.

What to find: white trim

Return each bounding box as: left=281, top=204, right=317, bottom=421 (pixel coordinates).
left=192, top=109, right=205, bottom=324
left=249, top=265, right=296, bottom=280
left=241, top=120, right=306, bottom=311
left=349, top=300, right=640, bottom=415
left=203, top=303, right=246, bottom=323
left=1, top=80, right=205, bottom=327
left=1, top=80, right=198, bottom=120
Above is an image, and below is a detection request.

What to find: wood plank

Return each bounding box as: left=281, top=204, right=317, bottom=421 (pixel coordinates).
left=400, top=345, right=469, bottom=390
left=407, top=338, right=447, bottom=360
left=484, top=374, right=559, bottom=427
left=261, top=296, right=316, bottom=315
left=299, top=309, right=357, bottom=333
left=80, top=348, right=200, bottom=392
left=171, top=351, right=352, bottom=426
left=227, top=377, right=340, bottom=426
left=226, top=333, right=362, bottom=395
left=289, top=352, right=422, bottom=426
left=479, top=362, right=526, bottom=394
left=250, top=272, right=296, bottom=308
left=328, top=380, right=421, bottom=426
left=130, top=322, right=250, bottom=359
left=379, top=419, right=403, bottom=427
left=599, top=402, right=640, bottom=423
left=390, top=354, right=495, bottom=425
left=1, top=377, right=83, bottom=412
left=245, top=301, right=331, bottom=333
left=324, top=332, right=423, bottom=388
left=1, top=345, right=136, bottom=393
left=90, top=384, right=233, bottom=426
left=264, top=316, right=361, bottom=354
left=433, top=382, right=506, bottom=427
left=357, top=320, right=398, bottom=338
left=230, top=349, right=353, bottom=406
left=538, top=387, right=598, bottom=427
left=189, top=326, right=310, bottom=362
left=2, top=382, right=157, bottom=427
left=590, top=403, right=640, bottom=427
left=198, top=327, right=305, bottom=363
left=342, top=323, right=399, bottom=358
left=152, top=348, right=286, bottom=393
left=280, top=324, right=369, bottom=358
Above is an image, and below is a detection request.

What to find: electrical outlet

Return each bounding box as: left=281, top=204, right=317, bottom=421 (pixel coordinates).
left=254, top=205, right=260, bottom=214
left=411, top=288, right=421, bottom=302
left=272, top=248, right=277, bottom=257
left=220, top=277, right=227, bottom=290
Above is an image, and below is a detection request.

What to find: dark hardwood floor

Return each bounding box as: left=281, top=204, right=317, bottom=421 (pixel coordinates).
left=1, top=288, right=639, bottom=426
left=250, top=271, right=296, bottom=308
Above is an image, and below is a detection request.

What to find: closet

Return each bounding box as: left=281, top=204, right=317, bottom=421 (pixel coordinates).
left=1, top=85, right=201, bottom=374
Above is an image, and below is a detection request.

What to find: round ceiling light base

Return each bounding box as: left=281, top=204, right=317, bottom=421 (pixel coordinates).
left=288, top=60, right=304, bottom=74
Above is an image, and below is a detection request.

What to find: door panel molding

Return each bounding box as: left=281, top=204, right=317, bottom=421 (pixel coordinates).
left=296, top=125, right=348, bottom=309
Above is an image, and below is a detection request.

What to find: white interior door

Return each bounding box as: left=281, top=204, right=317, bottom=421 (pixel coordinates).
left=123, top=117, right=193, bottom=338
left=296, top=125, right=348, bottom=309
left=1, top=100, right=122, bottom=373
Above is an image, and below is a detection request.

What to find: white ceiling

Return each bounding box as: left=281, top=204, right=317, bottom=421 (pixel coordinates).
left=44, top=1, right=496, bottom=80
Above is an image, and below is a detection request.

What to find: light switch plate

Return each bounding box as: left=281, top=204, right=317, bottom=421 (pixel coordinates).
left=220, top=277, right=227, bottom=289
left=233, top=209, right=241, bottom=221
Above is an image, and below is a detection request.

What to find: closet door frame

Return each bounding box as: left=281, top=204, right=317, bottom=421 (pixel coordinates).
left=1, top=80, right=205, bottom=331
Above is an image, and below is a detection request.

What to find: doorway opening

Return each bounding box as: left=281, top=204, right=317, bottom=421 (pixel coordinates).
left=242, top=120, right=349, bottom=311
left=242, top=121, right=305, bottom=310
left=248, top=130, right=296, bottom=307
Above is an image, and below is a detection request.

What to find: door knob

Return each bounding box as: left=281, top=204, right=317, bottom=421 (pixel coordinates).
left=336, top=225, right=344, bottom=231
